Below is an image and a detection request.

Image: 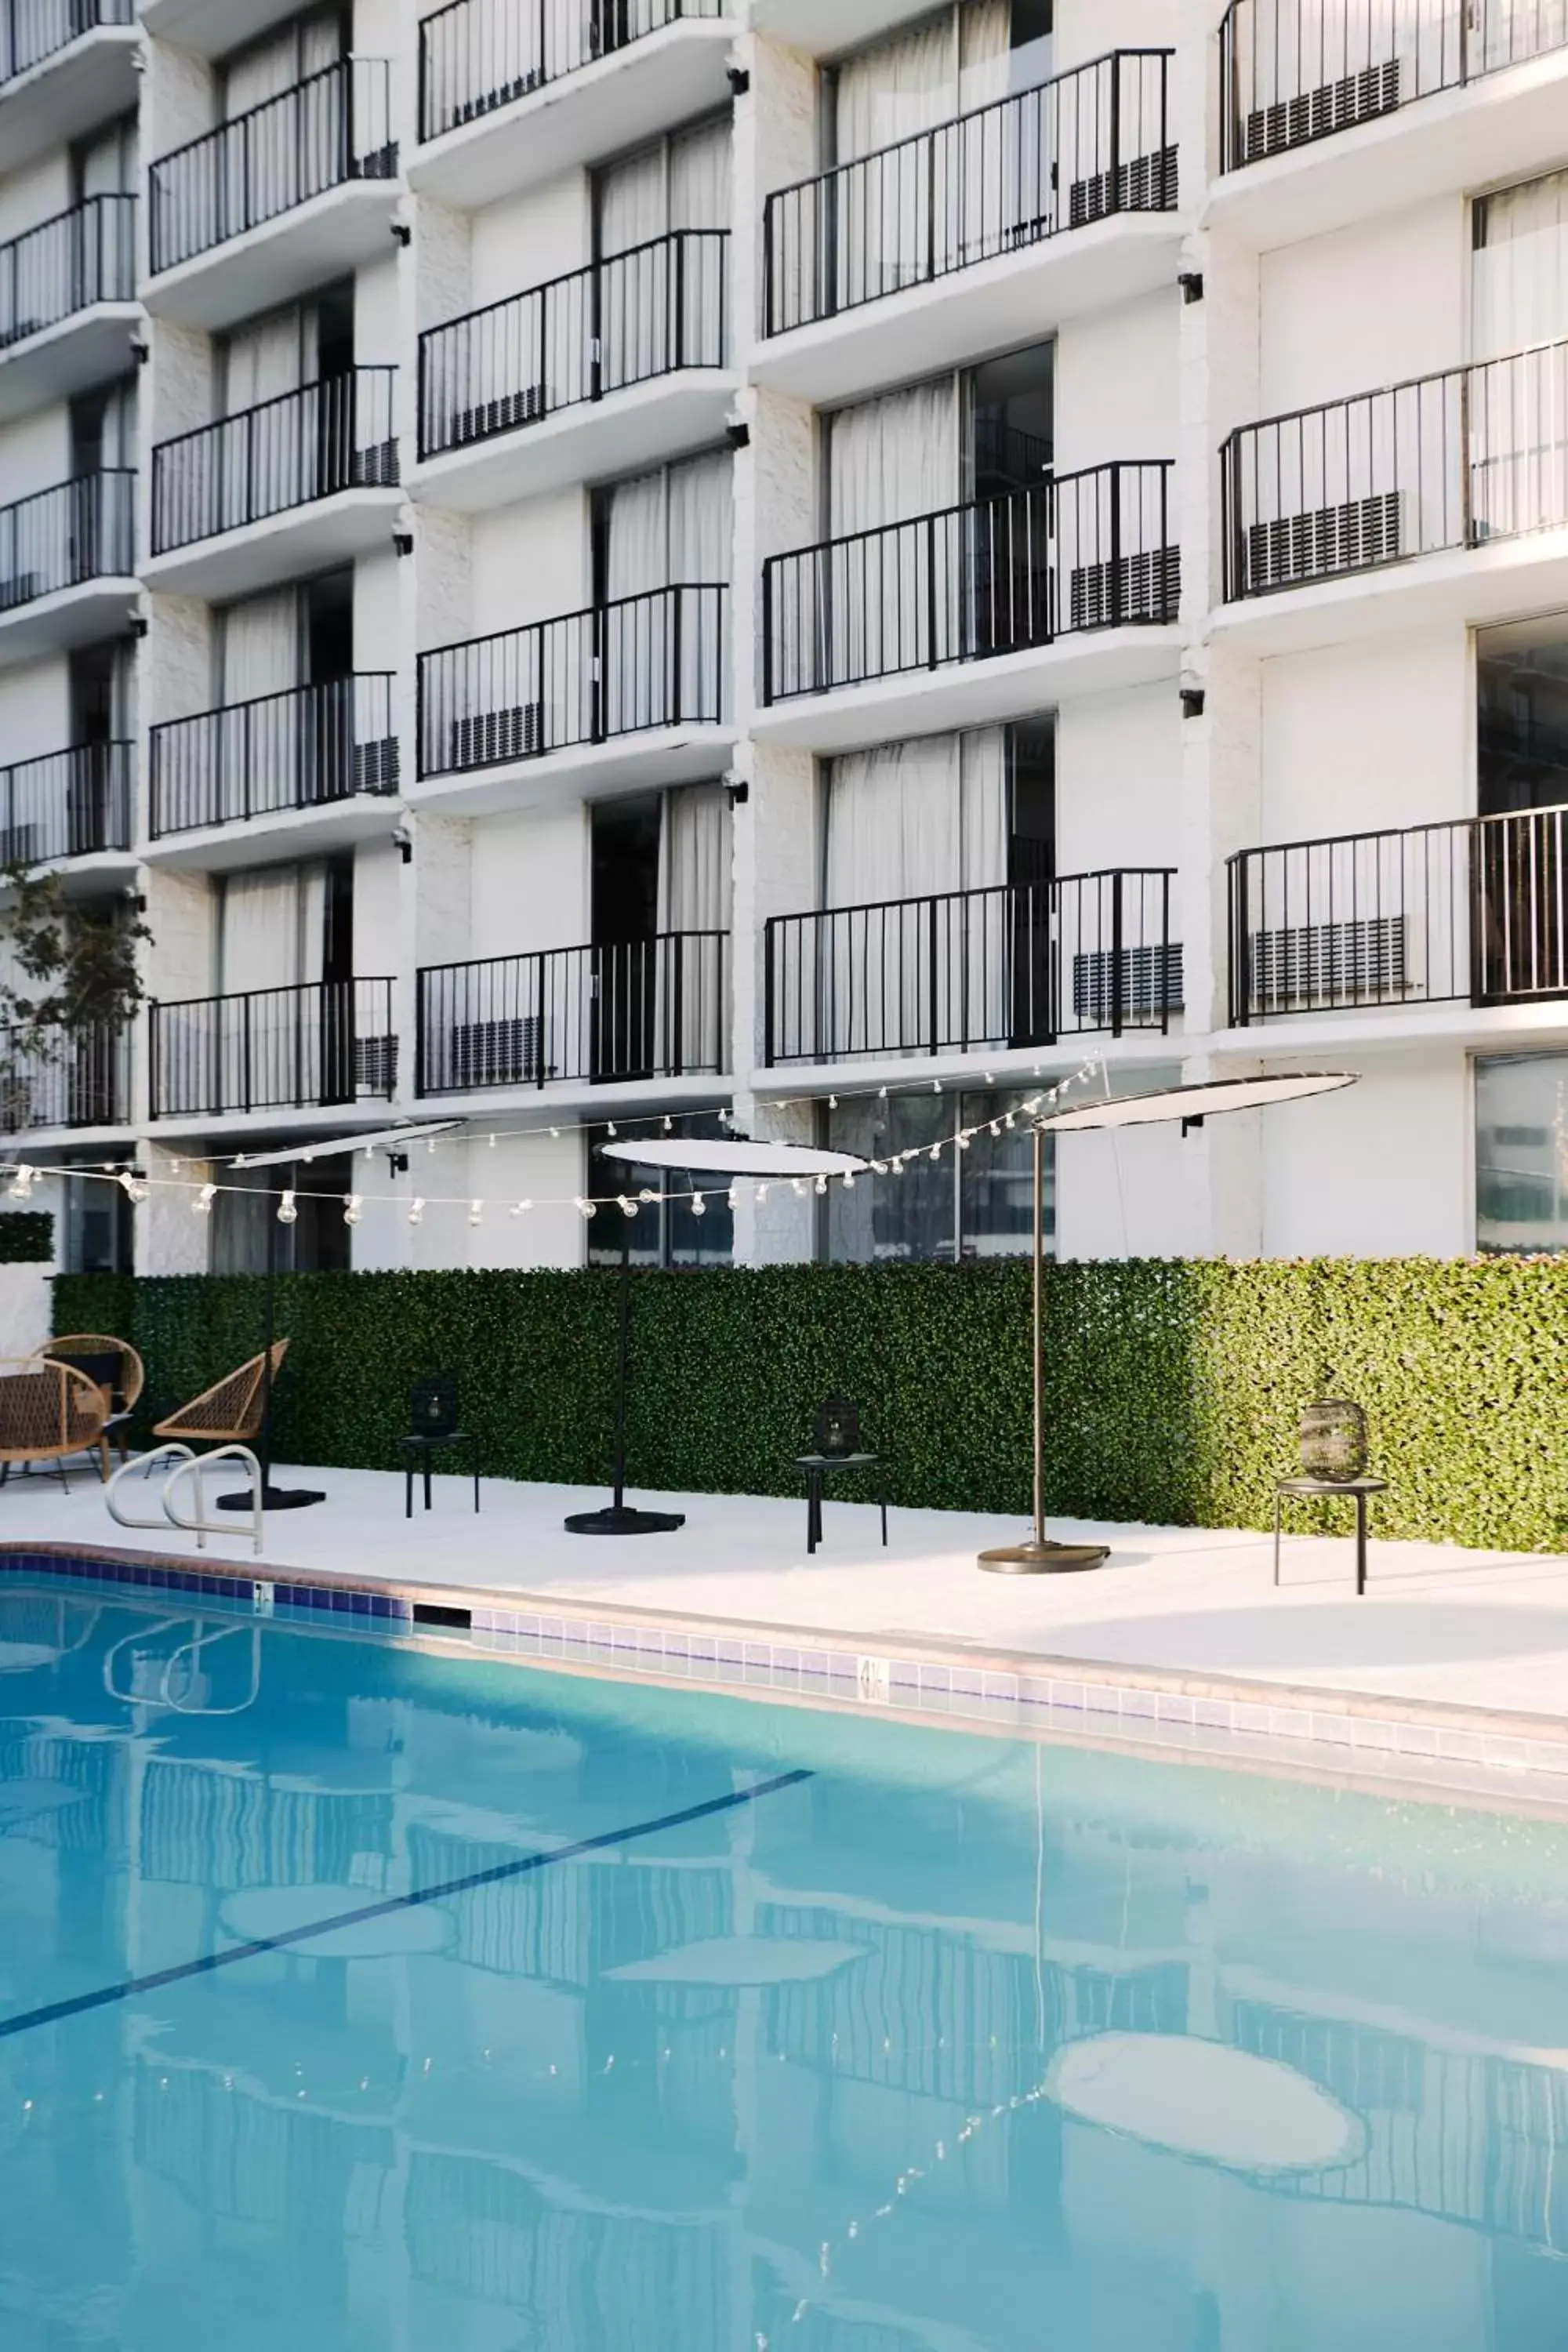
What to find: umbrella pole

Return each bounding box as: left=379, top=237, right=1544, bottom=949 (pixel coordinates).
left=978, top=1120, right=1108, bottom=1573
left=565, top=1206, right=685, bottom=1536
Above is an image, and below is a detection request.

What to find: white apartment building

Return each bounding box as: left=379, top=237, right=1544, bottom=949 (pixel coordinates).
left=1, top=0, right=1566, bottom=1280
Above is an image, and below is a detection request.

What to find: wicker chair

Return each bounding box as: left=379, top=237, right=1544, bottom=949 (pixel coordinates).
left=0, top=1357, right=113, bottom=1487
left=153, top=1342, right=289, bottom=1448
left=41, top=1334, right=145, bottom=1465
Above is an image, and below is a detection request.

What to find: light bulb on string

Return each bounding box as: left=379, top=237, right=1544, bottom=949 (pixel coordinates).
left=426, top=1136, right=437, bottom=1154
left=828, top=1094, right=837, bottom=1110
left=343, top=1195, right=362, bottom=1226
left=727, top=1184, right=739, bottom=1211
left=691, top=1191, right=706, bottom=1218
left=928, top=1144, right=941, bottom=1162
left=408, top=1198, right=425, bottom=1226
left=488, top=1133, right=496, bottom=1149
left=815, top=1174, right=827, bottom=1196
left=662, top=1116, right=673, bottom=1132
left=842, top=1170, right=855, bottom=1189
left=550, top=1127, right=560, bottom=1140
left=5, top=1163, right=34, bottom=1201
left=575, top=1197, right=595, bottom=1219
left=638, top=1187, right=657, bottom=1203
left=619, top=1195, right=637, bottom=1218
left=510, top=1199, right=532, bottom=1218
left=756, top=1184, right=768, bottom=1205
left=194, top=1182, right=216, bottom=1215
left=278, top=1190, right=298, bottom=1224
left=469, top=1200, right=484, bottom=1228
left=931, top=1079, right=942, bottom=1094
left=607, top=1122, right=618, bottom=1138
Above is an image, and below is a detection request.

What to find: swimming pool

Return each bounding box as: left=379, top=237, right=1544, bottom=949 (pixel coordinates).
left=2, top=1574, right=1567, bottom=2350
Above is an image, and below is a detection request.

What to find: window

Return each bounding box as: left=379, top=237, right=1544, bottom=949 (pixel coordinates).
left=211, top=1155, right=353, bottom=1274
left=63, top=1175, right=132, bottom=1275
left=1478, top=617, right=1568, bottom=816
left=586, top=1113, right=734, bottom=1269
left=823, top=1087, right=1047, bottom=1263
left=1476, top=1056, right=1568, bottom=1251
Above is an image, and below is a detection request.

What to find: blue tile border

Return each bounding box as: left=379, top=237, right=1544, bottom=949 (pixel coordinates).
left=6, top=1541, right=1568, bottom=1795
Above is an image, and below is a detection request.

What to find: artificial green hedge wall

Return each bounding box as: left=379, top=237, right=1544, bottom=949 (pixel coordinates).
left=51, top=1258, right=1568, bottom=1552
left=0, top=1212, right=51, bottom=1263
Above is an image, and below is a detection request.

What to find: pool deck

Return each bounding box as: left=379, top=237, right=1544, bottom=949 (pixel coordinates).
left=7, top=1463, right=1568, bottom=1749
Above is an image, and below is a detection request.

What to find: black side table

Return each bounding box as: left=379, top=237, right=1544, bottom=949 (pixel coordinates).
left=793, top=1451, right=889, bottom=1555
left=1273, top=1475, right=1388, bottom=1597
left=399, top=1428, right=481, bottom=1519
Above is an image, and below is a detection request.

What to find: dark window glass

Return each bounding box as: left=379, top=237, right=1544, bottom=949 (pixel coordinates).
left=1478, top=621, right=1568, bottom=815
left=1477, top=1055, right=1568, bottom=1253
left=586, top=1112, right=734, bottom=1269
left=825, top=1087, right=1050, bottom=1262
left=211, top=1154, right=353, bottom=1273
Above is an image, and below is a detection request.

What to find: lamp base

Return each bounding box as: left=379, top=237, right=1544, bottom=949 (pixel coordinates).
left=564, top=1505, right=687, bottom=1536
left=978, top=1538, right=1110, bottom=1574
left=216, top=1486, right=326, bottom=1512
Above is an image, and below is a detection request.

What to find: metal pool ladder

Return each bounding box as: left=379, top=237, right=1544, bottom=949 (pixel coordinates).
left=107, top=1443, right=266, bottom=1558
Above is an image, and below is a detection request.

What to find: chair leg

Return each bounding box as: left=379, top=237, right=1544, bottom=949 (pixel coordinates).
left=423, top=1461, right=433, bottom=1513
left=405, top=1463, right=412, bottom=1521
left=472, top=1439, right=481, bottom=1514
left=880, top=1469, right=888, bottom=1549
left=98, top=1437, right=111, bottom=1484
left=1273, top=1493, right=1283, bottom=1588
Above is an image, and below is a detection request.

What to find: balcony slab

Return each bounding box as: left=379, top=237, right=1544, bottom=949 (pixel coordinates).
left=0, top=304, right=142, bottom=426
left=140, top=0, right=312, bottom=56
left=750, top=0, right=932, bottom=59
left=1207, top=44, right=1568, bottom=252
left=751, top=626, right=1184, bottom=753
left=410, top=17, right=735, bottom=210
left=412, top=1071, right=730, bottom=1123
left=410, top=372, right=739, bottom=512
left=1210, top=997, right=1568, bottom=1059
left=142, top=792, right=405, bottom=873
left=747, top=211, right=1184, bottom=409
left=143, top=486, right=404, bottom=603
left=750, top=1031, right=1181, bottom=1094
left=0, top=578, right=140, bottom=670
left=0, top=26, right=140, bottom=177
left=144, top=179, right=405, bottom=336
left=143, top=1100, right=407, bottom=1152
left=1208, top=528, right=1568, bottom=659
left=407, top=722, right=735, bottom=818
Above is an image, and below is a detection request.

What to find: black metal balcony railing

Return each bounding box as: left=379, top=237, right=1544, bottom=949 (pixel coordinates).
left=0, top=1021, right=127, bottom=1132
left=150, top=58, right=397, bottom=276
left=0, top=0, right=130, bottom=85
left=151, top=677, right=398, bottom=838
left=150, top=978, right=397, bottom=1118
left=0, top=470, right=134, bottom=608
left=764, top=464, right=1178, bottom=702
left=419, top=230, right=728, bottom=460
left=1222, top=339, right=1568, bottom=600
left=764, top=872, right=1179, bottom=1065
left=151, top=368, right=398, bottom=557
left=418, top=583, right=724, bottom=779
left=0, top=194, right=135, bottom=351
left=417, top=932, right=728, bottom=1094
left=418, top=0, right=722, bottom=144
left=0, top=740, right=132, bottom=863
left=1228, top=804, right=1568, bottom=1022
left=1220, top=0, right=1568, bottom=173
left=764, top=50, right=1175, bottom=339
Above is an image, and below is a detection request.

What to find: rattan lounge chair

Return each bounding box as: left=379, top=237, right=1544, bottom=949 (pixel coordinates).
left=0, top=1356, right=113, bottom=1487
left=41, top=1334, right=145, bottom=1465
left=153, top=1342, right=289, bottom=1448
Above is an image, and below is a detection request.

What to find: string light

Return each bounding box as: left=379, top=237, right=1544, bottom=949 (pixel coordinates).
left=5, top=1163, right=34, bottom=1200
left=618, top=1195, right=638, bottom=1218
left=510, top=1199, right=532, bottom=1218
left=575, top=1197, right=595, bottom=1219
left=343, top=1195, right=362, bottom=1226
left=194, top=1182, right=216, bottom=1215
left=469, top=1200, right=484, bottom=1227
left=691, top=1191, right=706, bottom=1218
left=408, top=1198, right=424, bottom=1226
left=277, top=1190, right=298, bottom=1224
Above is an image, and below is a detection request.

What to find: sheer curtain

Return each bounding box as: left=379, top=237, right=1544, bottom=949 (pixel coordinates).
left=597, top=143, right=670, bottom=390
left=669, top=449, right=730, bottom=718
left=822, top=727, right=1005, bottom=1052
left=1472, top=169, right=1568, bottom=539
left=220, top=862, right=328, bottom=1102
left=671, top=116, right=731, bottom=368
left=835, top=13, right=956, bottom=310
left=604, top=453, right=730, bottom=726
left=223, top=306, right=313, bottom=529
left=826, top=379, right=957, bottom=684
left=226, top=10, right=343, bottom=230
left=953, top=0, right=1014, bottom=263
left=220, top=589, right=301, bottom=820
left=657, top=782, right=731, bottom=1067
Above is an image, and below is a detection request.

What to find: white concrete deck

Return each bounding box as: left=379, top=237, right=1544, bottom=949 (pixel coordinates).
left=5, top=1462, right=1568, bottom=1730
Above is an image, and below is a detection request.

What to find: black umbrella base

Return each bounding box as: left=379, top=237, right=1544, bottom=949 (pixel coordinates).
left=216, top=1486, right=326, bottom=1512
left=978, top=1538, right=1109, bottom=1574
left=565, top=1505, right=687, bottom=1536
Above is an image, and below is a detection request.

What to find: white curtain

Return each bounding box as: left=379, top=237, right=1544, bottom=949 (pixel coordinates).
left=822, top=727, right=1006, bottom=1053
left=825, top=379, right=956, bottom=684
left=221, top=866, right=305, bottom=994
left=225, top=11, right=343, bottom=234
left=604, top=453, right=730, bottom=728
left=1472, top=169, right=1568, bottom=540
left=598, top=143, right=670, bottom=392
left=220, top=588, right=299, bottom=703
left=657, top=783, right=731, bottom=1067
left=834, top=13, right=956, bottom=162
left=223, top=307, right=312, bottom=531
left=220, top=862, right=328, bottom=1102
left=219, top=589, right=301, bottom=820
left=671, top=116, right=731, bottom=229
left=834, top=13, right=956, bottom=310
left=671, top=115, right=731, bottom=369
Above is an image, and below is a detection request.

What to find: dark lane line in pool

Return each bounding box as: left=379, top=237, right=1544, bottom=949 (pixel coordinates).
left=0, top=1767, right=814, bottom=2042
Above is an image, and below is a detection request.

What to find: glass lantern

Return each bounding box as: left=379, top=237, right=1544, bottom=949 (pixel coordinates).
left=1298, top=1399, right=1368, bottom=1483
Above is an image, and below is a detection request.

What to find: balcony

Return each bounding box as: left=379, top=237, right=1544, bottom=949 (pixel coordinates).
left=415, top=583, right=730, bottom=812
left=1227, top=804, right=1568, bottom=1029
left=764, top=872, right=1180, bottom=1067
left=1218, top=339, right=1568, bottom=652
left=145, top=368, right=401, bottom=601
left=0, top=471, right=136, bottom=666
left=0, top=194, right=138, bottom=423
left=413, top=230, right=731, bottom=510
left=0, top=1, right=138, bottom=177
left=148, top=677, right=399, bottom=862
left=0, top=1019, right=128, bottom=1136
left=1214, top=0, right=1568, bottom=246
left=140, top=0, right=332, bottom=58
left=0, top=741, right=132, bottom=867
left=412, top=0, right=732, bottom=209
left=757, top=463, right=1179, bottom=750
left=754, top=51, right=1179, bottom=408
left=417, top=933, right=728, bottom=1098
left=150, top=977, right=397, bottom=1120
left=147, top=60, right=400, bottom=333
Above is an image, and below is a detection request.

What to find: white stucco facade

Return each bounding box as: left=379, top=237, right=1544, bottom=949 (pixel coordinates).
left=3, top=0, right=1568, bottom=1277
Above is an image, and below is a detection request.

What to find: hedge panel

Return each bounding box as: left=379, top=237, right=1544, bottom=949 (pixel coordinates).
left=0, top=1213, right=51, bottom=1264
left=51, top=1258, right=1568, bottom=1552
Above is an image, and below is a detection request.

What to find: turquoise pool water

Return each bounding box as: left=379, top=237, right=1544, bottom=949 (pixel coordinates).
left=2, top=1579, right=1568, bottom=2350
